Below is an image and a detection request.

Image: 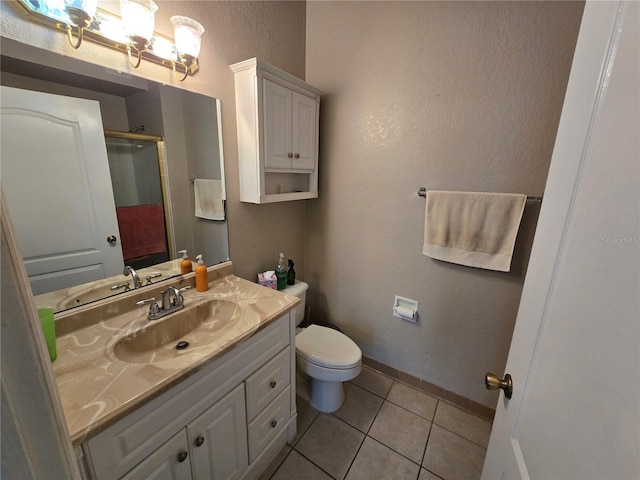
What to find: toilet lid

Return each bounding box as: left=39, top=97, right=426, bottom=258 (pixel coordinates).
left=296, top=324, right=361, bottom=369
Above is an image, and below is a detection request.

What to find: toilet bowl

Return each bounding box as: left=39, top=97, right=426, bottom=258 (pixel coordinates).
left=283, top=281, right=362, bottom=413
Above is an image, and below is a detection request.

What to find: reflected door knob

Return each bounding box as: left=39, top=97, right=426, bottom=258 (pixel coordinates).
left=107, top=235, right=117, bottom=245
left=485, top=372, right=513, bottom=399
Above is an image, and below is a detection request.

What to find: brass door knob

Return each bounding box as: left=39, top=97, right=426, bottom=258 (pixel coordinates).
left=485, top=372, right=513, bottom=399
left=107, top=235, right=117, bottom=245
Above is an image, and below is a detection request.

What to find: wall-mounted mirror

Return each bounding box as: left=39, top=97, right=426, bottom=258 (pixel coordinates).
left=0, top=42, right=229, bottom=314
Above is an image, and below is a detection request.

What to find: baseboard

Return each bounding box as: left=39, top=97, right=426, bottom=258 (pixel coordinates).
left=361, top=355, right=496, bottom=422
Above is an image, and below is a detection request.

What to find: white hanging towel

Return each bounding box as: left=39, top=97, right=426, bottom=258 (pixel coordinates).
left=422, top=190, right=527, bottom=272
left=194, top=179, right=225, bottom=221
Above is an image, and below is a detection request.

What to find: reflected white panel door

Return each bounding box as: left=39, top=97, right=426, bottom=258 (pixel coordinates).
left=482, top=2, right=639, bottom=479
left=1, top=86, right=124, bottom=295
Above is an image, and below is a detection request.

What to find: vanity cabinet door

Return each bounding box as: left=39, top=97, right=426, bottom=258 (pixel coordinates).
left=188, top=383, right=248, bottom=480
left=263, top=79, right=317, bottom=173
left=263, top=79, right=293, bottom=170
left=292, top=92, right=317, bottom=171
left=120, top=430, right=192, bottom=480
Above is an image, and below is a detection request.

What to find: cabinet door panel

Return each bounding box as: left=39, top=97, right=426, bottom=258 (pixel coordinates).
left=188, top=383, right=248, bottom=480
left=263, top=79, right=293, bottom=170
left=120, top=430, right=191, bottom=480
left=292, top=93, right=318, bottom=171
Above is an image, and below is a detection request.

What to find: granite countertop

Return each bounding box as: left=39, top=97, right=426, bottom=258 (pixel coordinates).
left=53, top=274, right=298, bottom=445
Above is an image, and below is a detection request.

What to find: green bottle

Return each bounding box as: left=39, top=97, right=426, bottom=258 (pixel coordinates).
left=275, top=253, right=287, bottom=290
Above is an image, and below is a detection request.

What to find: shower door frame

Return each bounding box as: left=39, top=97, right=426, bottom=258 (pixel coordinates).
left=104, top=130, right=176, bottom=262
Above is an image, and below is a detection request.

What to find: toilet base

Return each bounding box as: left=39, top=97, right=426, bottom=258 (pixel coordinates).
left=310, top=379, right=345, bottom=413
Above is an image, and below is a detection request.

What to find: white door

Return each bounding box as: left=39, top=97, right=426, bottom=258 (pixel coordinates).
left=482, top=2, right=639, bottom=479
left=263, top=78, right=293, bottom=170
left=292, top=92, right=318, bottom=171
left=1, top=86, right=124, bottom=295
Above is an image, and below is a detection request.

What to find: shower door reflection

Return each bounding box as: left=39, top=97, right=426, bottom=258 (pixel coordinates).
left=105, top=131, right=173, bottom=270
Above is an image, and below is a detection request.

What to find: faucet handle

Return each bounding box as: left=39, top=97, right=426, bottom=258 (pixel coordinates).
left=145, top=272, right=162, bottom=285
left=136, top=297, right=160, bottom=316
left=175, top=286, right=192, bottom=306
left=111, top=282, right=130, bottom=292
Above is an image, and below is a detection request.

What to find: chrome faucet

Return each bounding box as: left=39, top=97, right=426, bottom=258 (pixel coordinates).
left=123, top=266, right=142, bottom=289
left=136, top=286, right=191, bottom=321
left=162, top=286, right=185, bottom=311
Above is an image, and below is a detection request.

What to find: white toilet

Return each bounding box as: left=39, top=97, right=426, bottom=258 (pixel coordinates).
left=283, top=281, right=362, bottom=413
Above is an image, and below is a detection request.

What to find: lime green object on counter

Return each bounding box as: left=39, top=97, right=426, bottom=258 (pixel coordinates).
left=37, top=308, right=56, bottom=362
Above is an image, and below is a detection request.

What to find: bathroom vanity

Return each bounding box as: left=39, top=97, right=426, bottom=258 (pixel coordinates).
left=52, top=262, right=299, bottom=480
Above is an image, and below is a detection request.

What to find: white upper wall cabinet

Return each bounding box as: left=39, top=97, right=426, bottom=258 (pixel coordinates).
left=231, top=58, right=323, bottom=203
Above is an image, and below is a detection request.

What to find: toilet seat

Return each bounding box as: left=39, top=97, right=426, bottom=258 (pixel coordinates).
left=295, top=324, right=361, bottom=370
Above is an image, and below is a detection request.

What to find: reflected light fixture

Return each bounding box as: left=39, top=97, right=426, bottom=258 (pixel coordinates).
left=120, top=0, right=158, bottom=68
left=170, top=16, right=204, bottom=81
left=12, top=0, right=203, bottom=80
left=64, top=0, right=98, bottom=48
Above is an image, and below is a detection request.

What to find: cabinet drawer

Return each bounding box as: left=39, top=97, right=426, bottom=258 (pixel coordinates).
left=245, top=347, right=290, bottom=421
left=247, top=385, right=291, bottom=463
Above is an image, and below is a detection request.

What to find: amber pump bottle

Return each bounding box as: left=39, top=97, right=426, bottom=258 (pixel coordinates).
left=179, top=250, right=193, bottom=274
left=195, top=254, right=208, bottom=292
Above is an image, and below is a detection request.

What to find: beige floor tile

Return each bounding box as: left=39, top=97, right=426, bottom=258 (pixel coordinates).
left=333, top=383, right=384, bottom=432
left=368, top=401, right=431, bottom=464
left=345, top=437, right=420, bottom=480
left=350, top=366, right=394, bottom=398
left=270, top=450, right=333, bottom=480
left=422, top=424, right=487, bottom=480
left=290, top=395, right=320, bottom=446
left=258, top=445, right=291, bottom=480
left=295, top=414, right=365, bottom=480
left=419, top=468, right=443, bottom=480
left=387, top=382, right=438, bottom=420
left=433, top=402, right=492, bottom=448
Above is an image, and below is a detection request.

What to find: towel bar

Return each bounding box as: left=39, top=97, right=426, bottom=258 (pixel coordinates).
left=417, top=187, right=542, bottom=202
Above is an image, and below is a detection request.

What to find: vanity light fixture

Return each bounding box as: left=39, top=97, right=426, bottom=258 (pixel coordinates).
left=170, top=16, right=205, bottom=81
left=63, top=0, right=98, bottom=49
left=120, top=0, right=157, bottom=68
left=12, top=0, right=203, bottom=79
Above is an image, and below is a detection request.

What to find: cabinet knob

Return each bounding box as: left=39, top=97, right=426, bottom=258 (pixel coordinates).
left=271, top=420, right=278, bottom=429
left=177, top=451, right=188, bottom=463
left=195, top=436, right=205, bottom=447
left=294, top=153, right=300, bottom=158
left=270, top=380, right=277, bottom=389
left=288, top=152, right=293, bottom=158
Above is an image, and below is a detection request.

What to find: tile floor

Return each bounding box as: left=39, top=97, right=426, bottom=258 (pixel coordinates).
left=260, top=366, right=492, bottom=480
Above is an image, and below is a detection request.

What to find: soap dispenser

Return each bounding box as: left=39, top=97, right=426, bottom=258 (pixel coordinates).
left=275, top=253, right=287, bottom=291
left=179, top=250, right=193, bottom=274
left=195, top=254, right=208, bottom=292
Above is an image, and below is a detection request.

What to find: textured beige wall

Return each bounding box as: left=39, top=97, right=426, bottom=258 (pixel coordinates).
left=305, top=1, right=584, bottom=406
left=0, top=0, right=307, bottom=281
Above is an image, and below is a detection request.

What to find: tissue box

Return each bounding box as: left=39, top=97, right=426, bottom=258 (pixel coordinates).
left=258, top=272, right=277, bottom=289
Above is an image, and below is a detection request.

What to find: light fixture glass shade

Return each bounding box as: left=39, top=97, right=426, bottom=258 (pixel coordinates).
left=63, top=0, right=98, bottom=18
left=170, top=16, right=205, bottom=59
left=120, top=0, right=158, bottom=41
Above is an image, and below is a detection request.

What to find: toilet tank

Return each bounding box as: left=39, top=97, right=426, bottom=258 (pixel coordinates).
left=282, top=280, right=308, bottom=326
